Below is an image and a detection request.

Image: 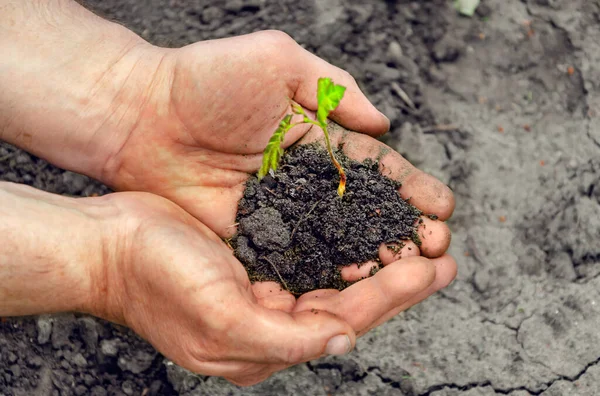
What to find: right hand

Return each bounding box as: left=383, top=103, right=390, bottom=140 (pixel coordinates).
left=87, top=192, right=357, bottom=386
left=91, top=191, right=455, bottom=385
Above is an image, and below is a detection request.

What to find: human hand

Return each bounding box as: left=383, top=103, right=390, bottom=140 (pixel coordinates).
left=94, top=31, right=457, bottom=334
left=88, top=192, right=364, bottom=385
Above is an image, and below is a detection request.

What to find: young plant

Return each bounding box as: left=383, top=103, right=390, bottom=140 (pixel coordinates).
left=258, top=77, right=347, bottom=196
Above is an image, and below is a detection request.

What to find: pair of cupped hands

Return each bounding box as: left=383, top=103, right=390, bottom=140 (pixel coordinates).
left=3, top=4, right=456, bottom=385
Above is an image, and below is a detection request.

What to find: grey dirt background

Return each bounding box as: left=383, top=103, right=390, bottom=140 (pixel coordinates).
left=1, top=0, right=599, bottom=395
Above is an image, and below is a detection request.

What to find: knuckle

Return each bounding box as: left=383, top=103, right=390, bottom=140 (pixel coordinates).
left=258, top=29, right=295, bottom=46
left=343, top=69, right=356, bottom=84
left=254, top=30, right=298, bottom=62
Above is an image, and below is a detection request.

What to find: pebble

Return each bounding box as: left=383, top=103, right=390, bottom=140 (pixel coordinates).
left=37, top=316, right=53, bottom=345
left=71, top=353, right=88, bottom=368
left=122, top=380, right=135, bottom=395
left=15, top=154, right=30, bottom=164
left=387, top=41, right=404, bottom=65
left=118, top=350, right=156, bottom=374
left=100, top=339, right=119, bottom=357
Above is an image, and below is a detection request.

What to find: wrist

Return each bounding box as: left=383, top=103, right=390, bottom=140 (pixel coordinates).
left=0, top=0, right=166, bottom=179
left=0, top=182, right=108, bottom=316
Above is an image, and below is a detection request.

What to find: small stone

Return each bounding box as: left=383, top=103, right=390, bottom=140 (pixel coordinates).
left=83, top=374, right=96, bottom=387
left=75, top=385, right=89, bottom=396
left=7, top=352, right=17, bottom=364
left=15, top=154, right=30, bottom=164
left=71, top=353, right=87, bottom=368
left=118, top=350, right=156, bottom=374
left=122, top=380, right=135, bottom=395
left=386, top=41, right=404, bottom=65
left=36, top=316, right=53, bottom=345
left=100, top=339, right=119, bottom=357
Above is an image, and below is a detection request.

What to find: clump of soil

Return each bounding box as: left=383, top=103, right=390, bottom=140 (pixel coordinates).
left=233, top=144, right=422, bottom=295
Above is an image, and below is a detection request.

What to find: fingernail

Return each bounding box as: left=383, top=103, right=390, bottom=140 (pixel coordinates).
left=325, top=335, right=351, bottom=355
left=379, top=111, right=391, bottom=131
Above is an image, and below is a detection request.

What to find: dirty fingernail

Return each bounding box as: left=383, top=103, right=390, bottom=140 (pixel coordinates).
left=325, top=335, right=351, bottom=355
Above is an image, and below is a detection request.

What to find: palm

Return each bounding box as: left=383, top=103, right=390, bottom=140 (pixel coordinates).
left=107, top=193, right=344, bottom=384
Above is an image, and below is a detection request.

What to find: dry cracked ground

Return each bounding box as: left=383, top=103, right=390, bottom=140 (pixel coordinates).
left=1, top=0, right=599, bottom=395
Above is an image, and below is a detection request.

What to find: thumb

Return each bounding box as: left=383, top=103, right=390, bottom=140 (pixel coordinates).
left=286, top=43, right=390, bottom=137
left=222, top=300, right=356, bottom=364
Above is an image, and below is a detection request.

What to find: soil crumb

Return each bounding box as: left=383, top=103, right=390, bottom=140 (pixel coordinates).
left=234, top=144, right=421, bottom=295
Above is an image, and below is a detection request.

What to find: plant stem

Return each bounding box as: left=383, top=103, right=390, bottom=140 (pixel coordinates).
left=293, top=105, right=347, bottom=197
left=320, top=124, right=346, bottom=197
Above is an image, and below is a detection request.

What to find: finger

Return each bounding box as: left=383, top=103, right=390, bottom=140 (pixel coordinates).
left=219, top=300, right=356, bottom=364
left=296, top=289, right=340, bottom=302
left=415, top=216, right=452, bottom=258
left=339, top=260, right=380, bottom=282
left=287, top=47, right=389, bottom=136
left=358, top=254, right=457, bottom=336
left=379, top=241, right=420, bottom=264
left=252, top=282, right=296, bottom=312
left=304, top=127, right=455, bottom=220
left=293, top=256, right=436, bottom=333
left=398, top=171, right=455, bottom=222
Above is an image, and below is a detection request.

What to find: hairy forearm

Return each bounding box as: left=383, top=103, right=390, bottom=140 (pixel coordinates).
left=0, top=0, right=162, bottom=178
left=0, top=181, right=107, bottom=316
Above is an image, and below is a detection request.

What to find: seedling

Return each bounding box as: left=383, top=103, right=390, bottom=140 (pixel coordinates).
left=258, top=77, right=347, bottom=197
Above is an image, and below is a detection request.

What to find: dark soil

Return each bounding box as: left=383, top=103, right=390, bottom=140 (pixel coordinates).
left=234, top=144, right=421, bottom=294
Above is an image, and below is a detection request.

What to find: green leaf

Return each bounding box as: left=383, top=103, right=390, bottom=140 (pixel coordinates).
left=454, top=0, right=480, bottom=17
left=316, top=77, right=346, bottom=128
left=257, top=115, right=293, bottom=180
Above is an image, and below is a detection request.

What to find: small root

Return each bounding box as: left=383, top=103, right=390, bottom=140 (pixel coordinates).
left=262, top=256, right=289, bottom=292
